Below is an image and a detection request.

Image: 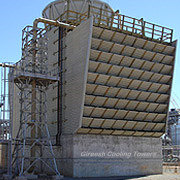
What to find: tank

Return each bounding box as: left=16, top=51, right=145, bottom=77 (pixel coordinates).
left=42, top=0, right=114, bottom=23
left=170, top=124, right=180, bottom=145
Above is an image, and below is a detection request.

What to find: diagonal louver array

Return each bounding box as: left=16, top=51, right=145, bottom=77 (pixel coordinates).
left=47, top=17, right=176, bottom=138
left=63, top=18, right=176, bottom=137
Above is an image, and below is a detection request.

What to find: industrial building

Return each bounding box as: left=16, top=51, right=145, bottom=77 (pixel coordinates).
left=0, top=0, right=177, bottom=178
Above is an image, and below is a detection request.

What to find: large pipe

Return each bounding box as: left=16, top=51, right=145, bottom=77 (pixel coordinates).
left=33, top=17, right=76, bottom=29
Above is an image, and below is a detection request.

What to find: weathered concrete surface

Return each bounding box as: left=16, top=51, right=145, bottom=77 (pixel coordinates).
left=57, top=134, right=163, bottom=178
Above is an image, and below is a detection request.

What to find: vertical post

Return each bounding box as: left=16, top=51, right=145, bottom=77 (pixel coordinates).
left=66, top=0, right=70, bottom=23
left=56, top=27, right=63, bottom=145
left=30, top=80, right=36, bottom=172
left=88, top=5, right=91, bottom=18
left=98, top=8, right=102, bottom=26
left=29, top=21, right=38, bottom=173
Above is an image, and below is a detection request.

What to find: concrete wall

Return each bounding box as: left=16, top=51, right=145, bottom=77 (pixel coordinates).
left=58, top=134, right=162, bottom=177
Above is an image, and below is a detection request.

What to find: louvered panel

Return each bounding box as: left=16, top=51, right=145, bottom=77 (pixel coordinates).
left=90, top=107, right=106, bottom=117
left=93, top=26, right=103, bottom=38
left=163, top=46, right=175, bottom=55
left=143, top=41, right=156, bottom=51
left=156, top=94, right=169, bottom=103
left=124, top=121, right=137, bottom=130
left=133, top=38, right=146, bottom=49
left=113, top=120, right=127, bottom=129
left=143, top=123, right=156, bottom=131
left=102, top=119, right=116, bottom=128
left=105, top=87, right=119, bottom=97
left=82, top=117, right=93, bottom=127
left=111, top=32, right=126, bottom=44
left=162, top=56, right=173, bottom=64
left=122, top=46, right=135, bottom=56
left=111, top=43, right=125, bottom=54
left=132, top=49, right=146, bottom=59
left=103, top=109, right=117, bottom=118
left=123, top=35, right=136, bottom=46
left=134, top=122, right=147, bottom=130
left=92, top=96, right=107, bottom=106
left=83, top=106, right=94, bottom=116
left=134, top=112, right=148, bottom=120
left=153, top=53, right=165, bottom=63
left=135, top=103, right=149, bottom=112
left=104, top=98, right=118, bottom=108
left=100, top=29, right=114, bottom=41
left=153, top=123, right=165, bottom=131
left=90, top=118, right=104, bottom=128
left=115, top=100, right=129, bottom=109
left=131, top=59, right=144, bottom=69
left=120, top=56, right=134, bottom=67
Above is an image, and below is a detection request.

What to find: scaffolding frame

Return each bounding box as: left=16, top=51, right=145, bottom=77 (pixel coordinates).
left=11, top=26, right=60, bottom=176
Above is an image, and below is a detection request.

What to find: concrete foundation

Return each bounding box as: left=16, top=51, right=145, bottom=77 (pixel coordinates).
left=57, top=134, right=162, bottom=177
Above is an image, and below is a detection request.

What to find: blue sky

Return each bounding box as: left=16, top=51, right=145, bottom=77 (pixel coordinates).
left=0, top=0, right=180, bottom=109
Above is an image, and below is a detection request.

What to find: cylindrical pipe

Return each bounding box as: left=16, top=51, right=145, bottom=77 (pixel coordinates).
left=33, top=17, right=76, bottom=30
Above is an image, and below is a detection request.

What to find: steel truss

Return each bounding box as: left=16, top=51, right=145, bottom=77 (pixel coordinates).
left=12, top=26, right=60, bottom=176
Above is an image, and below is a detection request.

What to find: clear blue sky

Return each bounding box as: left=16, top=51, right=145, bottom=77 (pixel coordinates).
left=0, top=0, right=179, bottom=109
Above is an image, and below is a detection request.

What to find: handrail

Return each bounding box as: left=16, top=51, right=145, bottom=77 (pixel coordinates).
left=52, top=5, right=173, bottom=43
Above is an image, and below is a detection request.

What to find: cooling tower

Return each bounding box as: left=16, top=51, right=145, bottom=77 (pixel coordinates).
left=13, top=0, right=177, bottom=177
